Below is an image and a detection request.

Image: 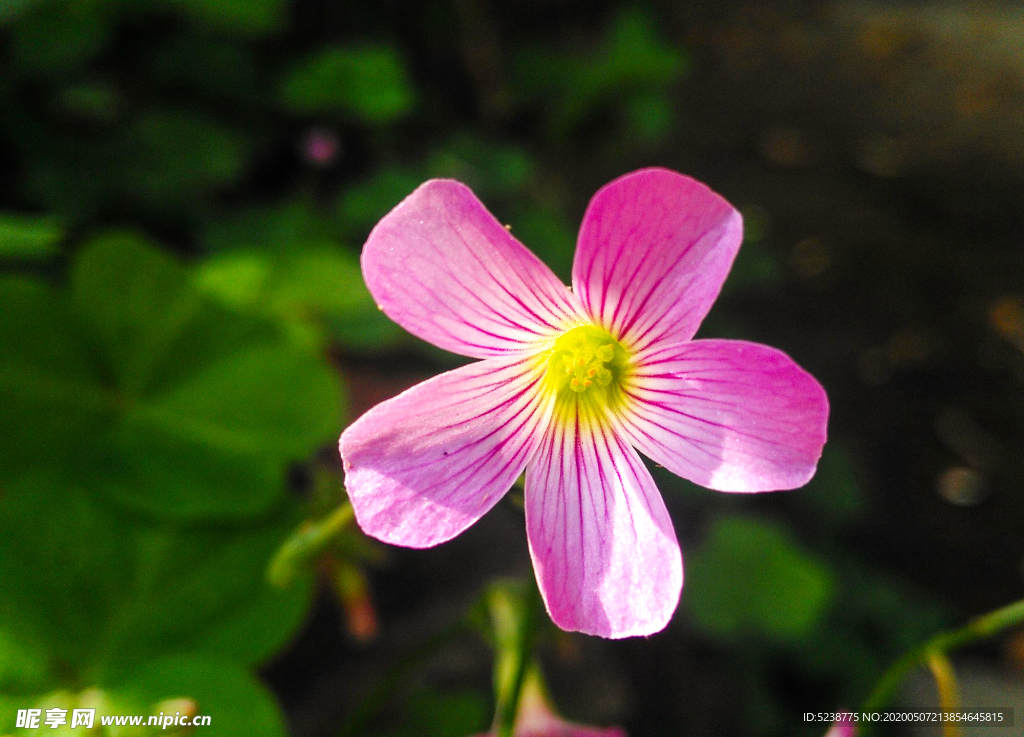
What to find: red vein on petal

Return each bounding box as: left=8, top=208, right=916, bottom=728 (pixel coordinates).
left=444, top=210, right=571, bottom=333
left=433, top=387, right=551, bottom=506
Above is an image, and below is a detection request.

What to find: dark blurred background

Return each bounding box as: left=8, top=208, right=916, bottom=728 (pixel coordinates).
left=1, top=1, right=1022, bottom=736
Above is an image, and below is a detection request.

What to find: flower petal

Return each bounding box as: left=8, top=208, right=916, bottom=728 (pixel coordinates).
left=572, top=168, right=742, bottom=352
left=362, top=180, right=584, bottom=358
left=525, top=402, right=682, bottom=638
left=619, top=339, right=829, bottom=492
left=340, top=356, right=552, bottom=547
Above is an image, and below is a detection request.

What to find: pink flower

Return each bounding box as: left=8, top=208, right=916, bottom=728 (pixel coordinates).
left=339, top=168, right=829, bottom=638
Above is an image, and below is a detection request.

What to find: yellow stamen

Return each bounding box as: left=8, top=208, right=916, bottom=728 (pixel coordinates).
left=542, top=324, right=629, bottom=412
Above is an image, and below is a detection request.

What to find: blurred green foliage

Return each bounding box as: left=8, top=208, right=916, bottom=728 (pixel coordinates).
left=280, top=45, right=416, bottom=123
left=374, top=690, right=490, bottom=737
left=514, top=8, right=687, bottom=140
left=688, top=515, right=836, bottom=642
left=0, top=232, right=341, bottom=519
left=0, top=214, right=62, bottom=259
left=0, top=475, right=312, bottom=735
left=0, top=230, right=329, bottom=732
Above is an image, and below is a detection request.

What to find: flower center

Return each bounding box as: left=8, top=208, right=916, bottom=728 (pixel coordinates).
left=544, top=324, right=628, bottom=408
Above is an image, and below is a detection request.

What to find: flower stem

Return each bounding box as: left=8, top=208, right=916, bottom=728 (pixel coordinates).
left=926, top=651, right=960, bottom=737
left=861, top=596, right=1024, bottom=721
left=487, top=580, right=539, bottom=737
left=267, top=501, right=355, bottom=587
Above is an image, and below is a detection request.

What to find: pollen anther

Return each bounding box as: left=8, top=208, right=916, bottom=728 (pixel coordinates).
left=544, top=325, right=628, bottom=406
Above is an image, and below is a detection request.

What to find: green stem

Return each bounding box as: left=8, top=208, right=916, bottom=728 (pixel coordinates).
left=267, top=502, right=355, bottom=587
left=925, top=651, right=960, bottom=737
left=861, top=596, right=1024, bottom=717
left=488, top=581, right=539, bottom=737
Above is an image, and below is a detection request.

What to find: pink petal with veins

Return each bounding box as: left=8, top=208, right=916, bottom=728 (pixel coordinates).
left=618, top=339, right=828, bottom=492
left=525, top=403, right=682, bottom=638
left=572, top=168, right=742, bottom=353
left=363, top=180, right=585, bottom=358
left=341, top=356, right=552, bottom=547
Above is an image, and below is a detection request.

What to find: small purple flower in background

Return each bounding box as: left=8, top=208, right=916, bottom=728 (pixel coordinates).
left=340, top=168, right=829, bottom=638
left=302, top=126, right=340, bottom=167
